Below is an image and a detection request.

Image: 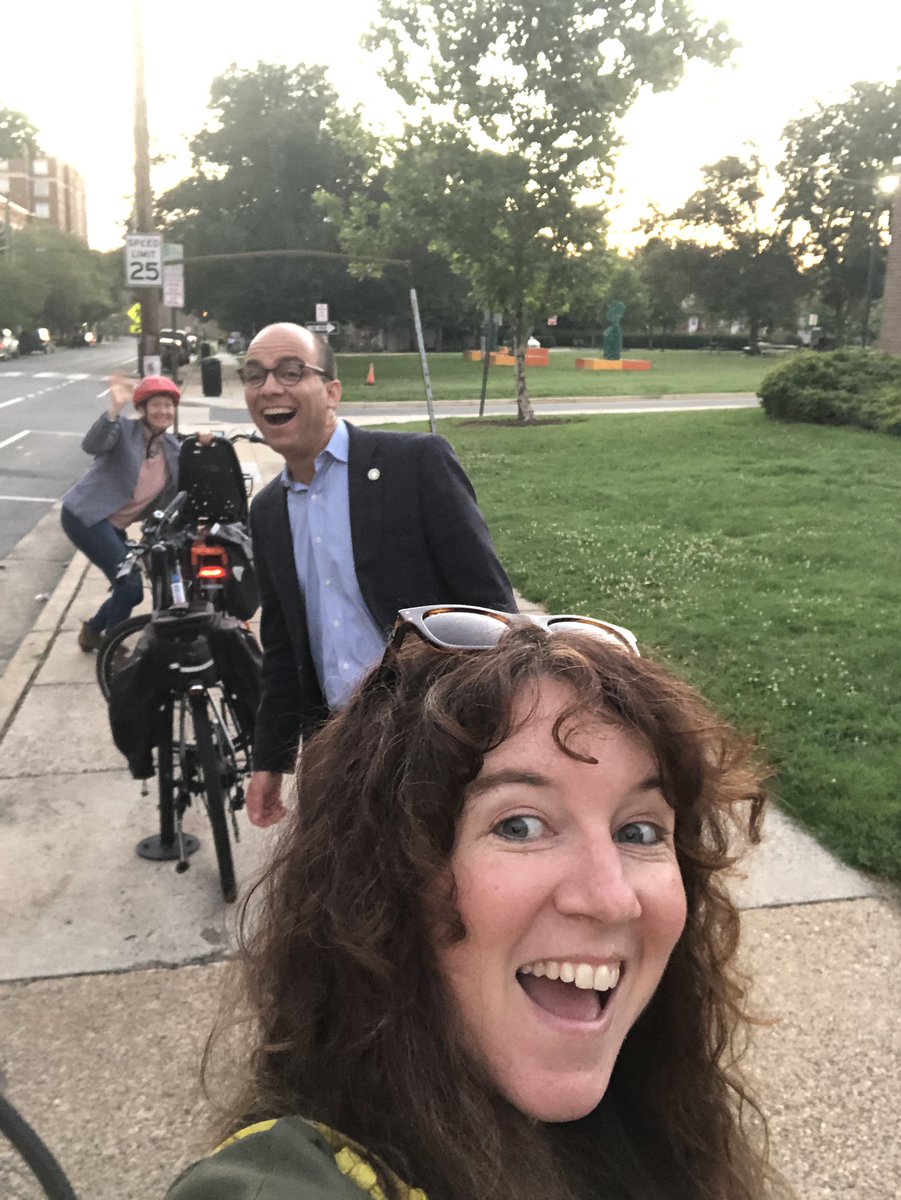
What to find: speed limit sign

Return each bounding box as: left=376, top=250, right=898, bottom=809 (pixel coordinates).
left=125, top=233, right=163, bottom=288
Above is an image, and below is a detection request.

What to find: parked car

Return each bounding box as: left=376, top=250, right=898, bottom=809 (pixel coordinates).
left=0, top=328, right=20, bottom=360
left=160, top=328, right=191, bottom=365
left=226, top=331, right=245, bottom=354
left=17, top=327, right=53, bottom=355
left=67, top=327, right=96, bottom=347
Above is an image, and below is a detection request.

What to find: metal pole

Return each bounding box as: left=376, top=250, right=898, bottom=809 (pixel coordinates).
left=133, top=0, right=159, bottom=375
left=479, top=313, right=493, bottom=417
left=409, top=288, right=437, bottom=434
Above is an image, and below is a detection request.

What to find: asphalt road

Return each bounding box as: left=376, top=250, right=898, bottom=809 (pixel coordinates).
left=0, top=340, right=139, bottom=672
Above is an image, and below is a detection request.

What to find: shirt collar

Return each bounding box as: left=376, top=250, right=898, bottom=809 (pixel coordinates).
left=280, top=419, right=348, bottom=490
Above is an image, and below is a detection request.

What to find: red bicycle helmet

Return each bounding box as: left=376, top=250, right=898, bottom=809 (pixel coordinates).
left=133, top=375, right=181, bottom=408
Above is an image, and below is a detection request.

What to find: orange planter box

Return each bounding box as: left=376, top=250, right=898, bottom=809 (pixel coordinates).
left=525, top=348, right=550, bottom=366
left=576, top=357, right=652, bottom=371
left=576, top=358, right=623, bottom=370
left=490, top=352, right=517, bottom=366
left=463, top=350, right=485, bottom=361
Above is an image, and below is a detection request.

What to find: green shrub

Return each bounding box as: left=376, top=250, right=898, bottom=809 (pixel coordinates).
left=758, top=348, right=901, bottom=435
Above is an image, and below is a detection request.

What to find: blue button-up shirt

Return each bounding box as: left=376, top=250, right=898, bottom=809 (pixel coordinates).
left=281, top=420, right=386, bottom=710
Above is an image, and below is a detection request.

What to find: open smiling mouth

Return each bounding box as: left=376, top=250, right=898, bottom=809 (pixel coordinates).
left=261, top=407, right=296, bottom=427
left=516, top=960, right=621, bottom=1022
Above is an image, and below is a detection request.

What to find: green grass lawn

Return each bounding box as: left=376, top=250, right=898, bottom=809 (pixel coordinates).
left=336, top=348, right=779, bottom=403
left=394, top=409, right=901, bottom=883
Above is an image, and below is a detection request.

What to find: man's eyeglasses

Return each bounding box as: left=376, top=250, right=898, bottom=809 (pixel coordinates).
left=388, top=605, right=640, bottom=658
left=238, top=357, right=332, bottom=388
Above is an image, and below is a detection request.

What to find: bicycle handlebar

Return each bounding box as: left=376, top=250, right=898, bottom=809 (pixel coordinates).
left=152, top=490, right=189, bottom=535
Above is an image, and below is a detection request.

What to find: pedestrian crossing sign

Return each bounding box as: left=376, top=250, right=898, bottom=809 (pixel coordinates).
left=128, top=302, right=142, bottom=334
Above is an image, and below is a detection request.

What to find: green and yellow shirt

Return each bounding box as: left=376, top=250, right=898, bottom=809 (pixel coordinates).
left=167, top=1116, right=429, bottom=1200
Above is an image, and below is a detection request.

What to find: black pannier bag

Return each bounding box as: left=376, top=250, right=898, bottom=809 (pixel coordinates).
left=108, top=606, right=262, bottom=780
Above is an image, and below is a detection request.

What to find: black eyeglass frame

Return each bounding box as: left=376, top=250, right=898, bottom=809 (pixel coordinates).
left=238, top=356, right=334, bottom=387
left=387, top=604, right=640, bottom=658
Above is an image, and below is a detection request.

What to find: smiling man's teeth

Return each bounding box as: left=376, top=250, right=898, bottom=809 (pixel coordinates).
left=263, top=407, right=294, bottom=417
left=519, top=961, right=621, bottom=991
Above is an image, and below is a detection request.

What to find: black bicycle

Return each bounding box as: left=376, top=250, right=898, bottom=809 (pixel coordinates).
left=96, top=433, right=262, bottom=902
left=0, top=1090, right=77, bottom=1199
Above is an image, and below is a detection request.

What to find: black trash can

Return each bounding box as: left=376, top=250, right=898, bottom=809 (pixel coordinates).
left=200, top=341, right=213, bottom=358
left=201, top=356, right=222, bottom=398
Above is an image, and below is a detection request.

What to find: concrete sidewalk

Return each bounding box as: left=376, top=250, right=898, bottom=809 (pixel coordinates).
left=1, top=358, right=898, bottom=1199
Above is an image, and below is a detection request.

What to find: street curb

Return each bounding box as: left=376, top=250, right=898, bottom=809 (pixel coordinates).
left=0, top=548, right=88, bottom=744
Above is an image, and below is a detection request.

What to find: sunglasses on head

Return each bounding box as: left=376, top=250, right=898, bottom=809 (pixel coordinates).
left=388, top=605, right=640, bottom=657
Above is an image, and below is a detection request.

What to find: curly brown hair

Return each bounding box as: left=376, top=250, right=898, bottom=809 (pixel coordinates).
left=212, top=628, right=787, bottom=1200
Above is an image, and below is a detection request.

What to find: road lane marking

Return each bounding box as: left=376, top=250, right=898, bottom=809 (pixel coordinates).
left=0, top=493, right=56, bottom=503
left=0, top=396, right=26, bottom=409
left=0, top=429, right=30, bottom=450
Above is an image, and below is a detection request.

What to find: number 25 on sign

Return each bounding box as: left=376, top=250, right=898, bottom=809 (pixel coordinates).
left=125, top=233, right=163, bottom=287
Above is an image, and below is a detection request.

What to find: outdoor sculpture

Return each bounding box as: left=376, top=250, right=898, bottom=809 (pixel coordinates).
left=603, top=301, right=625, bottom=360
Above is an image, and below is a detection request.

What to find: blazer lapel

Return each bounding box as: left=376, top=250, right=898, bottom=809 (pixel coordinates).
left=347, top=424, right=384, bottom=584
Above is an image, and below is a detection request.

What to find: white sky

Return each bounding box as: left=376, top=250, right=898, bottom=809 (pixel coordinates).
left=3, top=0, right=899, bottom=252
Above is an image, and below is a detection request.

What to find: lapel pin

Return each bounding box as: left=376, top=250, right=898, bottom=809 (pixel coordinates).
left=367, top=468, right=381, bottom=481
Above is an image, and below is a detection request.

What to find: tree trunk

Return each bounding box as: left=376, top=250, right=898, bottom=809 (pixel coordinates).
left=513, top=309, right=536, bottom=423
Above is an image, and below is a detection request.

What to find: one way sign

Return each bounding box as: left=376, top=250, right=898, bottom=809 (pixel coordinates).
left=307, top=322, right=336, bottom=334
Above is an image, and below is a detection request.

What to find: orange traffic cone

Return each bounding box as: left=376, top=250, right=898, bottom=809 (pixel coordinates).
left=365, top=362, right=376, bottom=386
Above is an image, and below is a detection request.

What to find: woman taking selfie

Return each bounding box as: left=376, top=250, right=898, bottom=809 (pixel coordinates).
left=168, top=606, right=787, bottom=1200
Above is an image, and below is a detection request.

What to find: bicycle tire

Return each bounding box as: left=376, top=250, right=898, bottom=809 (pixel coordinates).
left=95, top=614, right=152, bottom=700
left=190, top=698, right=237, bottom=902
left=0, top=1091, right=78, bottom=1200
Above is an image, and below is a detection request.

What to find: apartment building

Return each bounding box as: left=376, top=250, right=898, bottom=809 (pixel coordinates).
left=0, top=155, right=88, bottom=243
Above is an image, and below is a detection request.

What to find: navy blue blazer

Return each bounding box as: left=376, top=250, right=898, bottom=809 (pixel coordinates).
left=249, top=422, right=516, bottom=773
left=62, top=413, right=180, bottom=526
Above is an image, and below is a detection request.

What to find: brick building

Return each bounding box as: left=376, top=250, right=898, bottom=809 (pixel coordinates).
left=0, top=155, right=88, bottom=243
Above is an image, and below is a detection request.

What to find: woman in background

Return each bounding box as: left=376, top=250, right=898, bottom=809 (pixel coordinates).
left=61, top=374, right=181, bottom=650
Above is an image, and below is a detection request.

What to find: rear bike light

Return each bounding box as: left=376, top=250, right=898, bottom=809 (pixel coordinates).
left=192, top=542, right=230, bottom=578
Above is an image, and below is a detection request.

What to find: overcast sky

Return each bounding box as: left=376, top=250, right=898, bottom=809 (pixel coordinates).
left=3, top=0, right=899, bottom=251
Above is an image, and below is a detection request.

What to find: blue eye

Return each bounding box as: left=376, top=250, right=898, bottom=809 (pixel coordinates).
left=494, top=815, right=544, bottom=842
left=615, top=821, right=666, bottom=846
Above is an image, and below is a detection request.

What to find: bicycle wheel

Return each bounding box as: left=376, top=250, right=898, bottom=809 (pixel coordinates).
left=0, top=1091, right=77, bottom=1199
left=95, top=614, right=151, bottom=700
left=190, top=697, right=237, bottom=902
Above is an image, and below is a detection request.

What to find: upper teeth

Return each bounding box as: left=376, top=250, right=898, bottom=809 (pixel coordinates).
left=263, top=407, right=294, bottom=416
left=519, top=961, right=621, bottom=991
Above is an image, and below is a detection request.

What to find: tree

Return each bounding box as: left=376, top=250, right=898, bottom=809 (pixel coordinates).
left=632, top=238, right=706, bottom=339
left=0, top=106, right=40, bottom=159
left=660, top=154, right=807, bottom=344
left=158, top=63, right=396, bottom=332
left=0, top=226, right=117, bottom=332
left=778, top=79, right=901, bottom=344
left=329, top=0, right=734, bottom=421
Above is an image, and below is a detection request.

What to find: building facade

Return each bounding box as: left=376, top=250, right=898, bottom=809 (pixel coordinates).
left=0, top=155, right=88, bottom=243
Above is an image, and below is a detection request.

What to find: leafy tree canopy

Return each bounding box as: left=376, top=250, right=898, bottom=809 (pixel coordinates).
left=655, top=153, right=807, bottom=342
left=332, top=0, right=734, bottom=419
left=0, top=225, right=117, bottom=330
left=0, top=106, right=40, bottom=159
left=778, top=78, right=901, bottom=342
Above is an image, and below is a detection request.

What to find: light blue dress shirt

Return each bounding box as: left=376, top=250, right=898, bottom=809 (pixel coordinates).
left=281, top=419, right=386, bottom=709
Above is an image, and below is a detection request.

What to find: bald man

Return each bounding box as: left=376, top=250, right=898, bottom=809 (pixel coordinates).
left=241, top=323, right=515, bottom=825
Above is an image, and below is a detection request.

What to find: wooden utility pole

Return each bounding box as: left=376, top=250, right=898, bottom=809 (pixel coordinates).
left=133, top=0, right=159, bottom=374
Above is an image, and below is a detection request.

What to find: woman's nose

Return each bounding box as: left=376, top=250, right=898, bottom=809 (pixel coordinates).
left=553, top=838, right=642, bottom=925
